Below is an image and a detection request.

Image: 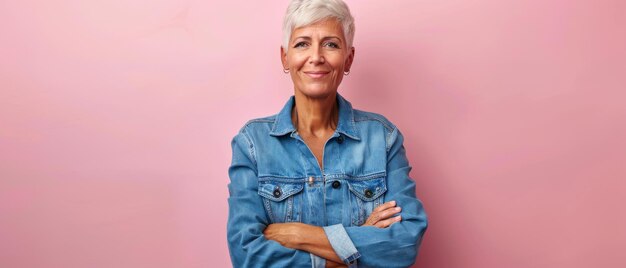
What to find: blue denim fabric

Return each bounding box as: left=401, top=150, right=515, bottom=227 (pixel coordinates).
left=227, top=94, right=428, bottom=267
left=310, top=254, right=326, bottom=268
left=323, top=224, right=360, bottom=267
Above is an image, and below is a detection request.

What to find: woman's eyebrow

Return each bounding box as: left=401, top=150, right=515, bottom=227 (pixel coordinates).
left=293, top=36, right=312, bottom=41
left=323, top=36, right=342, bottom=41
left=292, top=36, right=343, bottom=41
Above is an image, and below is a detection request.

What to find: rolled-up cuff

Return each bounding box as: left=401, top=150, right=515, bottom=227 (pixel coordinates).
left=310, top=253, right=326, bottom=268
left=323, top=224, right=361, bottom=266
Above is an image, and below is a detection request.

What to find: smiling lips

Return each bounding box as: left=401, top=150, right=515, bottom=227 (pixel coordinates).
left=304, top=71, right=330, bottom=79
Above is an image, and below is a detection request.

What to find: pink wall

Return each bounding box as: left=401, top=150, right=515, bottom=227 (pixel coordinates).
left=1, top=1, right=625, bottom=267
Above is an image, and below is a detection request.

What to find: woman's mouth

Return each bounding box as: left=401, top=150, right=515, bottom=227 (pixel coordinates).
left=304, top=71, right=330, bottom=79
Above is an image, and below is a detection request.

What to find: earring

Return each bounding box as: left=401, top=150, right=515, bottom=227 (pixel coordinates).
left=283, top=68, right=290, bottom=73
left=344, top=70, right=350, bottom=75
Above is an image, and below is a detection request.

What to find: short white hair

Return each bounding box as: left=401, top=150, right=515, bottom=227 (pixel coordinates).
left=282, top=0, right=355, bottom=52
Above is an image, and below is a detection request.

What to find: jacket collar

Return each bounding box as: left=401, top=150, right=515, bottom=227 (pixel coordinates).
left=269, top=93, right=360, bottom=140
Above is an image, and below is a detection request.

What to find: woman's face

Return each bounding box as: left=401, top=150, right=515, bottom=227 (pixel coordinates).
left=281, top=18, right=354, bottom=99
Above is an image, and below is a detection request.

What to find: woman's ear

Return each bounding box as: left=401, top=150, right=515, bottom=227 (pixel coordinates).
left=345, top=46, right=355, bottom=72
left=280, top=46, right=288, bottom=70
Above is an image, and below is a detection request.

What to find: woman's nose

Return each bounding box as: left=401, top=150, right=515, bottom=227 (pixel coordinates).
left=308, top=46, right=325, bottom=64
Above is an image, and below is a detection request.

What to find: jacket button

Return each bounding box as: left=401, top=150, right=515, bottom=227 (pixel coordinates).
left=332, top=181, right=341, bottom=189
left=273, top=188, right=282, bottom=198
left=337, top=135, right=344, bottom=144
left=364, top=189, right=373, bottom=198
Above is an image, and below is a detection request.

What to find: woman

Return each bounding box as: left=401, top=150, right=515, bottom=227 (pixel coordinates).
left=227, top=0, right=428, bottom=267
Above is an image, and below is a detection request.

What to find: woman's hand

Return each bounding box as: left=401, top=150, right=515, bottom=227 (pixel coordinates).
left=326, top=260, right=347, bottom=268
left=264, top=222, right=344, bottom=263
left=263, top=222, right=302, bottom=248
left=362, top=200, right=402, bottom=228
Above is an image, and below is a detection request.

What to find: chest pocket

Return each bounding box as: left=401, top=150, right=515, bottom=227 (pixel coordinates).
left=258, top=179, right=304, bottom=223
left=347, top=177, right=387, bottom=226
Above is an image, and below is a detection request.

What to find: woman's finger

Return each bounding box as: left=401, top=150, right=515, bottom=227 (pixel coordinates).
left=373, top=200, right=396, bottom=213
left=363, top=212, right=380, bottom=226
left=374, top=215, right=402, bottom=228
left=363, top=204, right=402, bottom=226
left=376, top=206, right=402, bottom=221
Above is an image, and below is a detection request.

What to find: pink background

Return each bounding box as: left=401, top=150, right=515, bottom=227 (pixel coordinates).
left=1, top=0, right=625, bottom=267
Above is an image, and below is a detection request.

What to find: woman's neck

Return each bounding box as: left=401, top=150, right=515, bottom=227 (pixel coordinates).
left=292, top=91, right=338, bottom=138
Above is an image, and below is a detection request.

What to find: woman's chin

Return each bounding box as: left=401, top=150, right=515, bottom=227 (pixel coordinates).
left=296, top=86, right=337, bottom=99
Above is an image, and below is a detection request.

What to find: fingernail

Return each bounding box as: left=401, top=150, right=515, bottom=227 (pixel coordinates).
left=395, top=207, right=402, bottom=212
left=391, top=200, right=396, bottom=206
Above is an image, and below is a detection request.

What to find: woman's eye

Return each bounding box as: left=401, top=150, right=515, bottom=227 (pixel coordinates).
left=325, top=42, right=340, bottom=48
left=294, top=42, right=308, bottom=48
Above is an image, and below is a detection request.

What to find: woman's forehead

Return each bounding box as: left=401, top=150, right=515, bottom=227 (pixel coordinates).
left=291, top=19, right=344, bottom=39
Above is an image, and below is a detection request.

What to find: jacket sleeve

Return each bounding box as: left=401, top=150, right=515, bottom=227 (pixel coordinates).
left=227, top=129, right=312, bottom=267
left=341, top=127, right=428, bottom=267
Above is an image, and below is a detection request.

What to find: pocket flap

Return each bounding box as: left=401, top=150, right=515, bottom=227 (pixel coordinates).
left=347, top=177, right=387, bottom=202
left=258, top=179, right=304, bottom=202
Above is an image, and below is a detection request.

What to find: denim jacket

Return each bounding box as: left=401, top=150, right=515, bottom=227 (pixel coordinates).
left=227, top=94, right=428, bottom=267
